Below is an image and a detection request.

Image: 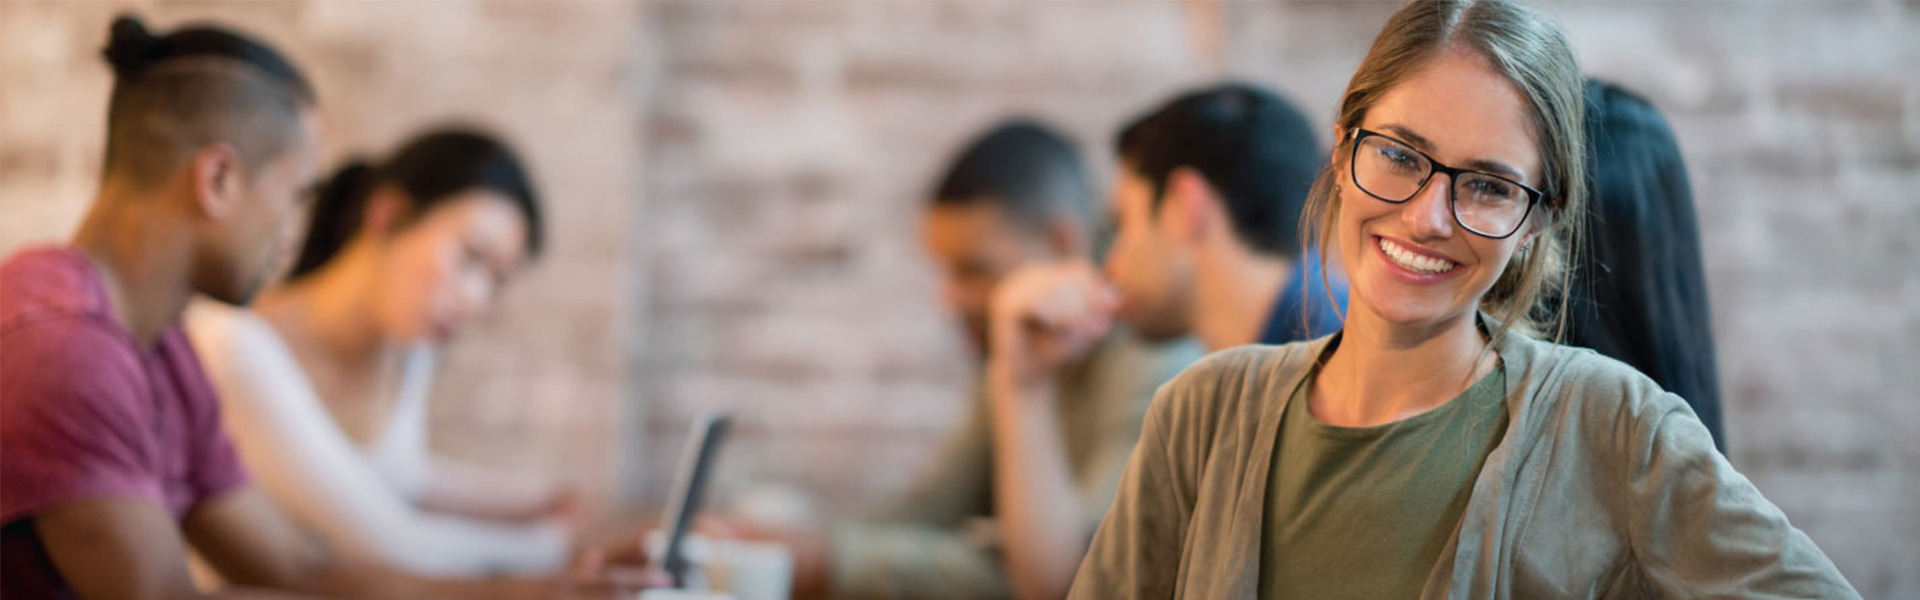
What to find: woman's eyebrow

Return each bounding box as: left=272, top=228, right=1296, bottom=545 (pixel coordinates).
left=1381, top=123, right=1528, bottom=183
left=1381, top=124, right=1435, bottom=151
left=1463, top=158, right=1527, bottom=182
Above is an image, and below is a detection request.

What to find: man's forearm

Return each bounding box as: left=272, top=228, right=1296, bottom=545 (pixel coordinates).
left=986, top=370, right=1089, bottom=600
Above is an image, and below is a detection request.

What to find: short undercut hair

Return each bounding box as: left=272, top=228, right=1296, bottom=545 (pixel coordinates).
left=99, top=15, right=316, bottom=189
left=930, top=119, right=1096, bottom=232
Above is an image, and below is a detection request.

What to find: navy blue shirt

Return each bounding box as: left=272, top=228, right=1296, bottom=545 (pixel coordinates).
left=1258, top=251, right=1347, bottom=345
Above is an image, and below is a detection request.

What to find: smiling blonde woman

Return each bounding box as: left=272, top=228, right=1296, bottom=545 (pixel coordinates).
left=1065, top=1, right=1858, bottom=598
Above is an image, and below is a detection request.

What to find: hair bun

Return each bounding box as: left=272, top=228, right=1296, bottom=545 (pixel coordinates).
left=102, top=14, right=164, bottom=78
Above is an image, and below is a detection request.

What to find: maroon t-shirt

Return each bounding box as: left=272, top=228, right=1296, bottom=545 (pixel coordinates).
left=0, top=247, right=248, bottom=598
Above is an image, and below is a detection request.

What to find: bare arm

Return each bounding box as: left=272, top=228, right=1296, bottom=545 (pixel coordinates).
left=180, top=486, right=564, bottom=600
left=416, top=458, right=571, bottom=524
left=188, top=307, right=572, bottom=575
left=985, top=262, right=1119, bottom=600
left=36, top=496, right=330, bottom=600
left=986, top=372, right=1089, bottom=600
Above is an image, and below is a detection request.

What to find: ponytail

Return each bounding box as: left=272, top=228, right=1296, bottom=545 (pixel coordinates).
left=284, top=128, right=544, bottom=281
left=288, top=160, right=379, bottom=279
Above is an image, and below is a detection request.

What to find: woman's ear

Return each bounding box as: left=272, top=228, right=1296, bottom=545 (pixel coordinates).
left=1519, top=217, right=1547, bottom=249
left=359, top=186, right=407, bottom=238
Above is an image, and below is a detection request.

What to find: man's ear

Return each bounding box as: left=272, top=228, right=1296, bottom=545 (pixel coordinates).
left=190, top=143, right=242, bottom=219
left=1166, top=166, right=1220, bottom=244
left=1042, top=217, right=1088, bottom=259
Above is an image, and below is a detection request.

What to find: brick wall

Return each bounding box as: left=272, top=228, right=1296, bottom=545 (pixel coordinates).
left=2, top=1, right=1914, bottom=596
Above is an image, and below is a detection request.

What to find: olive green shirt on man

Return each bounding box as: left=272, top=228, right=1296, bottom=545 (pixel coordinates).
left=830, top=329, right=1201, bottom=600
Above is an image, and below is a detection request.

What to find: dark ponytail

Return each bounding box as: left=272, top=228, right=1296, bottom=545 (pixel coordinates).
left=286, top=128, right=544, bottom=280
left=288, top=161, right=381, bottom=279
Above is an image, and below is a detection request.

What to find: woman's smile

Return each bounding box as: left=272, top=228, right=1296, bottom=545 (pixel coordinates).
left=1373, top=234, right=1463, bottom=282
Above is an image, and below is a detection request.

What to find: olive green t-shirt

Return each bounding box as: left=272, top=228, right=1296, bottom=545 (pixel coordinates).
left=1258, top=364, right=1509, bottom=599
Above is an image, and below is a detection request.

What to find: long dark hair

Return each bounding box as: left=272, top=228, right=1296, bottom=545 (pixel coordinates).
left=1569, top=80, right=1725, bottom=450
left=289, top=128, right=544, bottom=279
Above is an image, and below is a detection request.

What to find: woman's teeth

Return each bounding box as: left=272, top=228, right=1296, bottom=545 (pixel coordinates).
left=1379, top=237, right=1457, bottom=274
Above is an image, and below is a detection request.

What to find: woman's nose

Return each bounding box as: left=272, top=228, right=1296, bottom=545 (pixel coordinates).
left=1400, top=173, right=1455, bottom=239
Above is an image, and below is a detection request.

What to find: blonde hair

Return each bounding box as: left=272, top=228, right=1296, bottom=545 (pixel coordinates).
left=1302, top=0, right=1587, bottom=342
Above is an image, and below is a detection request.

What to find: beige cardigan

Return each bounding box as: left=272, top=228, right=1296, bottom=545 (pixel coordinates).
left=1068, top=331, right=1857, bottom=599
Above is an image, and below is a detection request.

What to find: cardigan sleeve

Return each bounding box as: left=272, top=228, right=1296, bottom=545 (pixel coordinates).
left=1066, top=386, right=1189, bottom=600
left=1619, top=391, right=1859, bottom=599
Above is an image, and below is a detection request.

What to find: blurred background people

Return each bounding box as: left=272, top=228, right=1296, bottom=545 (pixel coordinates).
left=189, top=128, right=580, bottom=577
left=1568, top=79, right=1726, bottom=452
left=1103, top=83, right=1345, bottom=352
left=0, top=15, right=617, bottom=600
left=741, top=120, right=1201, bottom=600
left=966, top=83, right=1345, bottom=596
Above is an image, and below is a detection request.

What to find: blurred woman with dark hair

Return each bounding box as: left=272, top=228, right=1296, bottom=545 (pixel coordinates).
left=1569, top=80, right=1726, bottom=451
left=187, top=127, right=574, bottom=577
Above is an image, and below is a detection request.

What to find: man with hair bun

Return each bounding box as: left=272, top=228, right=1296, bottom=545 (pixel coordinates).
left=0, top=15, right=650, bottom=600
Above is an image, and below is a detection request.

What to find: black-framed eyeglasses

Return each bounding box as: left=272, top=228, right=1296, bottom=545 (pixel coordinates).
left=1347, top=128, right=1544, bottom=239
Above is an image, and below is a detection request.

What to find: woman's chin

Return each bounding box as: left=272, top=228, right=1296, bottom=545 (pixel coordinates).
left=1354, top=290, right=1468, bottom=331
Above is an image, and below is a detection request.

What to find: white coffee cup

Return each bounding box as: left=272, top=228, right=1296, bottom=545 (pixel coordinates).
left=706, top=539, right=793, bottom=600
left=636, top=591, right=732, bottom=600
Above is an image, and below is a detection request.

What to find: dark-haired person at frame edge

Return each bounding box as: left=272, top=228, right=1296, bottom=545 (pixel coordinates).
left=187, top=129, right=586, bottom=577
left=0, top=15, right=654, bottom=600
left=1066, top=0, right=1856, bottom=598
left=1567, top=79, right=1727, bottom=453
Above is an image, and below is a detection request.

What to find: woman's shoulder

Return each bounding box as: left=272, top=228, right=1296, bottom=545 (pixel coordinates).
left=1181, top=342, right=1312, bottom=380
left=1516, top=336, right=1707, bottom=442
left=184, top=300, right=305, bottom=395
left=1148, top=340, right=1321, bottom=427
left=186, top=300, right=281, bottom=351
left=1535, top=341, right=1674, bottom=405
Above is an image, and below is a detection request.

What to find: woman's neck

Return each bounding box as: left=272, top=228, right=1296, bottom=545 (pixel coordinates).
left=1312, top=306, right=1496, bottom=427
left=256, top=247, right=402, bottom=376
